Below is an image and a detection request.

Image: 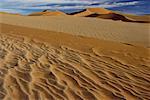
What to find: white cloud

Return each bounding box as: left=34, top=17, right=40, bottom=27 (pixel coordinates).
left=14, top=1, right=138, bottom=10
left=2, top=0, right=96, bottom=3
left=0, top=0, right=140, bottom=14
left=113, top=1, right=138, bottom=6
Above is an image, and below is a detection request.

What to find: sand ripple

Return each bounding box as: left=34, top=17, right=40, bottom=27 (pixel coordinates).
left=0, top=34, right=150, bottom=100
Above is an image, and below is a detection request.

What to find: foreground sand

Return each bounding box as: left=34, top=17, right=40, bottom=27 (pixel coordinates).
left=0, top=23, right=150, bottom=100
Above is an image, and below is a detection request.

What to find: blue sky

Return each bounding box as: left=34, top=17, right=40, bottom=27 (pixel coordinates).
left=0, top=0, right=149, bottom=15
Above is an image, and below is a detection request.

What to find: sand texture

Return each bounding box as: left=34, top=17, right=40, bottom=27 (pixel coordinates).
left=0, top=8, right=150, bottom=100
left=0, top=23, right=150, bottom=100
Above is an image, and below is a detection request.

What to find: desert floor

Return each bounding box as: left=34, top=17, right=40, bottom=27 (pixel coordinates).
left=0, top=12, right=150, bottom=100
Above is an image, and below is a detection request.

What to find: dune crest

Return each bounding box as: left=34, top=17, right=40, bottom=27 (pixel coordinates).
left=73, top=8, right=111, bottom=17
left=87, top=8, right=112, bottom=14
left=28, top=10, right=66, bottom=16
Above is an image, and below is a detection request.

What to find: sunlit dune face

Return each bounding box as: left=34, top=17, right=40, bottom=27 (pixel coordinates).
left=28, top=11, right=66, bottom=16
left=73, top=8, right=112, bottom=17
left=87, top=8, right=112, bottom=14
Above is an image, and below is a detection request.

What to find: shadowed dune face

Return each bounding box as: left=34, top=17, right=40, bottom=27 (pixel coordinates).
left=71, top=8, right=150, bottom=23
left=86, top=13, right=131, bottom=21
left=0, top=33, right=150, bottom=100
left=85, top=13, right=150, bottom=23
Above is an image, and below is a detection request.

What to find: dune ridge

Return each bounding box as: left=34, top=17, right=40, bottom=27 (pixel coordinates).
left=85, top=13, right=150, bottom=23
left=26, top=8, right=150, bottom=23
left=71, top=8, right=150, bottom=23
left=1, top=8, right=149, bottom=23
left=72, top=8, right=112, bottom=17
left=28, top=10, right=66, bottom=16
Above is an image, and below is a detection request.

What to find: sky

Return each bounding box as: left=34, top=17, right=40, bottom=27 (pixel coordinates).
left=0, top=0, right=150, bottom=15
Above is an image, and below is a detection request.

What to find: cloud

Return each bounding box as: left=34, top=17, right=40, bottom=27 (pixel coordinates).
left=1, top=0, right=100, bottom=4
left=0, top=0, right=141, bottom=14
left=13, top=1, right=138, bottom=10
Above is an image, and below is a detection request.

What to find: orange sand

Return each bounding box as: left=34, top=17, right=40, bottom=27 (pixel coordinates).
left=0, top=9, right=150, bottom=100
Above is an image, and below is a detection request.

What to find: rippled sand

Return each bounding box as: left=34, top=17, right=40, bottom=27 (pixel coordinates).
left=0, top=23, right=150, bottom=100
left=0, top=10, right=150, bottom=100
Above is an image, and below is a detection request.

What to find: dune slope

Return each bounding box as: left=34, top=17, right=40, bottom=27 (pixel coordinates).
left=0, top=23, right=150, bottom=100
left=0, top=13, right=149, bottom=47
left=72, top=8, right=150, bottom=23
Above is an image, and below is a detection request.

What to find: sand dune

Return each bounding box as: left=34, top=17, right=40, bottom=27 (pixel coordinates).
left=72, top=8, right=150, bottom=23
left=87, top=8, right=112, bottom=14
left=86, top=13, right=132, bottom=21
left=71, top=9, right=94, bottom=17
left=125, top=14, right=150, bottom=22
left=26, top=8, right=150, bottom=23
left=0, top=23, right=150, bottom=100
left=72, top=8, right=112, bottom=17
left=28, top=10, right=66, bottom=16
left=85, top=13, right=150, bottom=23
left=0, top=13, right=149, bottom=47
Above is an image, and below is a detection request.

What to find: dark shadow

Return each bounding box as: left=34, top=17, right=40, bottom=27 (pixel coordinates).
left=68, top=9, right=87, bottom=15
left=85, top=13, right=150, bottom=23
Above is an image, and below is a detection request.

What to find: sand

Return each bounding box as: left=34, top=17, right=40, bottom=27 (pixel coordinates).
left=0, top=13, right=150, bottom=47
left=0, top=10, right=150, bottom=100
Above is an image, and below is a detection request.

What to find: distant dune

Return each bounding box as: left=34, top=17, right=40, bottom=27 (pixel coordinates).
left=87, top=8, right=112, bottom=14
left=0, top=12, right=21, bottom=15
left=70, top=8, right=112, bottom=17
left=85, top=13, right=150, bottom=23
left=1, top=8, right=149, bottom=23
left=28, top=10, right=66, bottom=16
left=71, top=8, right=150, bottom=23
left=26, top=8, right=150, bottom=23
